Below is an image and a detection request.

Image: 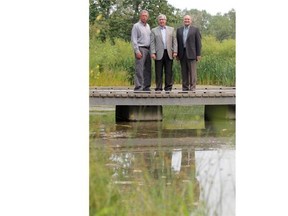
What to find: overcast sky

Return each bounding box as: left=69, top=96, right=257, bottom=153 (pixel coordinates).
left=167, top=0, right=236, bottom=15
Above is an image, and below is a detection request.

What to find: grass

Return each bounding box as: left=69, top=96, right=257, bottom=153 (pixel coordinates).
left=90, top=70, right=130, bottom=86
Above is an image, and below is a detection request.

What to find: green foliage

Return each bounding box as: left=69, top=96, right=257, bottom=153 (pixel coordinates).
left=180, top=9, right=212, bottom=31
left=90, top=0, right=177, bottom=42
left=225, top=9, right=236, bottom=39
left=108, top=11, right=134, bottom=42
left=142, top=0, right=178, bottom=28
left=197, top=36, right=235, bottom=86
left=89, top=0, right=117, bottom=23
left=89, top=0, right=235, bottom=42
left=172, top=62, right=182, bottom=84
left=172, top=36, right=236, bottom=86
left=205, top=14, right=232, bottom=41
left=90, top=149, right=125, bottom=216
left=90, top=14, right=110, bottom=42
left=89, top=0, right=98, bottom=24
left=89, top=38, right=135, bottom=86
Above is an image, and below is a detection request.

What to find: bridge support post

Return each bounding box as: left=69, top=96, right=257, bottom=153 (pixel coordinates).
left=116, top=105, right=163, bottom=122
left=204, top=105, right=236, bottom=121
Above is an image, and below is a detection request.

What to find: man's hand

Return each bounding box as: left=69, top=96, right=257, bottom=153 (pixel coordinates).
left=136, top=52, right=142, bottom=59
left=151, top=53, right=156, bottom=60
left=173, top=52, right=177, bottom=59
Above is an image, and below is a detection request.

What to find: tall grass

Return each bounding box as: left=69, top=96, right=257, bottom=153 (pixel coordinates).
left=89, top=38, right=134, bottom=86
left=89, top=36, right=235, bottom=86
left=197, top=36, right=235, bottom=86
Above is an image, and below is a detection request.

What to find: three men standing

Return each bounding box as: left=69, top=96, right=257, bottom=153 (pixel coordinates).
left=150, top=14, right=177, bottom=91
left=131, top=13, right=202, bottom=92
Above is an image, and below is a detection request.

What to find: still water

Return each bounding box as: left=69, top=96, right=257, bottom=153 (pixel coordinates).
left=90, top=105, right=235, bottom=216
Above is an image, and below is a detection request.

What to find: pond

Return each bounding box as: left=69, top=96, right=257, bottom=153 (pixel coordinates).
left=90, top=105, right=235, bottom=216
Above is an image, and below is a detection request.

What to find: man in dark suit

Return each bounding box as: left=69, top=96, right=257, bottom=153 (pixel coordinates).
left=176, top=15, right=202, bottom=91
left=150, top=14, right=177, bottom=91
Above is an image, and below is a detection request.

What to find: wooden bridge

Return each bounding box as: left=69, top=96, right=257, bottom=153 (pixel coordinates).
left=90, top=87, right=236, bottom=121
left=90, top=87, right=235, bottom=106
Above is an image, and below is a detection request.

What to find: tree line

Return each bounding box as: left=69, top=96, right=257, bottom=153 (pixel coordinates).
left=89, top=0, right=235, bottom=42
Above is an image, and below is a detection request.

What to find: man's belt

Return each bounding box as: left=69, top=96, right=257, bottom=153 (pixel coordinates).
left=139, top=46, right=150, bottom=49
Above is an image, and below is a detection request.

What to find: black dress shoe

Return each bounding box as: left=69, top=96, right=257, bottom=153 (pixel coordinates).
left=143, top=88, right=151, bottom=91
left=134, top=87, right=141, bottom=91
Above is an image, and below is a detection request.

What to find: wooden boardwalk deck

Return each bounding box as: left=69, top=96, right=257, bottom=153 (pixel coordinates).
left=89, top=87, right=236, bottom=106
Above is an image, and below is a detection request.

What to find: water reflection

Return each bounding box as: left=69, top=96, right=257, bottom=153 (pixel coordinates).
left=171, top=149, right=182, bottom=173
left=195, top=149, right=235, bottom=216
left=90, top=105, right=235, bottom=215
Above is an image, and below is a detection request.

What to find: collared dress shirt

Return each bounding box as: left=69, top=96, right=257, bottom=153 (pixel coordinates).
left=131, top=21, right=151, bottom=54
left=160, top=26, right=167, bottom=49
left=183, top=26, right=189, bottom=48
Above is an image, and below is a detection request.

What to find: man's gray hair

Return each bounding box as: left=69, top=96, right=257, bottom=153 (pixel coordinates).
left=140, top=10, right=149, bottom=16
left=157, top=14, right=167, bottom=20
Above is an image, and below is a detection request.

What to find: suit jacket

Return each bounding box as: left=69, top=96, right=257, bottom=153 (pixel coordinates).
left=150, top=26, right=177, bottom=60
left=176, top=26, right=202, bottom=60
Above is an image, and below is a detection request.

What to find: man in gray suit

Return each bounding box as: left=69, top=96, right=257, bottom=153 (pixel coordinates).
left=150, top=14, right=177, bottom=91
left=131, top=10, right=151, bottom=91
left=176, top=15, right=202, bottom=91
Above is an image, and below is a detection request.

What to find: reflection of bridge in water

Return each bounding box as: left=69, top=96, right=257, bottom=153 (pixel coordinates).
left=90, top=87, right=236, bottom=121
left=92, top=137, right=234, bottom=151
